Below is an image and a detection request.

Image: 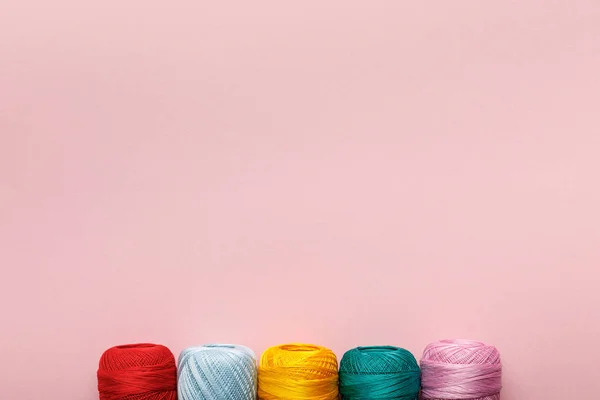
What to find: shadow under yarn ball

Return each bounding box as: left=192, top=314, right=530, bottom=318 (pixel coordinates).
left=178, top=344, right=257, bottom=400
left=339, top=346, right=421, bottom=400
left=97, top=343, right=177, bottom=400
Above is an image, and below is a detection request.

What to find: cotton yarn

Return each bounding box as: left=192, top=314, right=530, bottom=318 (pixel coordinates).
left=258, top=343, right=339, bottom=400
left=178, top=344, right=257, bottom=400
left=97, top=343, right=177, bottom=400
left=339, top=346, right=420, bottom=400
left=420, top=339, right=502, bottom=400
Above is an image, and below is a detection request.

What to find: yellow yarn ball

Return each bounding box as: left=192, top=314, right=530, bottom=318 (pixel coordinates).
left=258, top=343, right=339, bottom=400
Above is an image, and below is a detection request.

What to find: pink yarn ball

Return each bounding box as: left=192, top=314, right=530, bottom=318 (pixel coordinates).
left=420, top=339, right=502, bottom=400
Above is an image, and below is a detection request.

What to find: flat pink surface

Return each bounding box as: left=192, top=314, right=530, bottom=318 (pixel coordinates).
left=1, top=1, right=599, bottom=398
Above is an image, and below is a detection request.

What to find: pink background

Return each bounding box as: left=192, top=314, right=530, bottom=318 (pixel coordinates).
left=1, top=1, right=599, bottom=398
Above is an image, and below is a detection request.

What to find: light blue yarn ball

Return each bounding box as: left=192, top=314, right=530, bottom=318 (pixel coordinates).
left=178, top=344, right=257, bottom=400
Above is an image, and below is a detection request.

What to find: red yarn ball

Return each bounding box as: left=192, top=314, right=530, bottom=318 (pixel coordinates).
left=97, top=343, right=177, bottom=400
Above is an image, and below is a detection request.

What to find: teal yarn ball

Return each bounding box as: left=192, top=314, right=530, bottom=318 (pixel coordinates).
left=339, top=346, right=421, bottom=400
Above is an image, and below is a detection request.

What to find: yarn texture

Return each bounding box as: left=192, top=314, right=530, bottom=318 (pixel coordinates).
left=178, top=344, right=257, bottom=400
left=339, top=346, right=420, bottom=400
left=258, top=343, right=339, bottom=400
left=420, top=339, right=502, bottom=400
left=97, top=343, right=177, bottom=400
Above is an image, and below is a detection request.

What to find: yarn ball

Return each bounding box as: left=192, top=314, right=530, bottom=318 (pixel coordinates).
left=97, top=343, right=177, bottom=400
left=258, top=343, right=339, bottom=400
left=420, top=339, right=502, bottom=400
left=178, top=344, right=257, bottom=400
left=339, top=346, right=420, bottom=400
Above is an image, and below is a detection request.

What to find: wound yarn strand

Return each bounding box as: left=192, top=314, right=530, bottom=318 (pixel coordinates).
left=97, top=343, right=177, bottom=400
left=178, top=344, right=257, bottom=400
left=420, top=339, right=502, bottom=400
left=258, top=343, right=339, bottom=400
left=339, top=346, right=420, bottom=400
